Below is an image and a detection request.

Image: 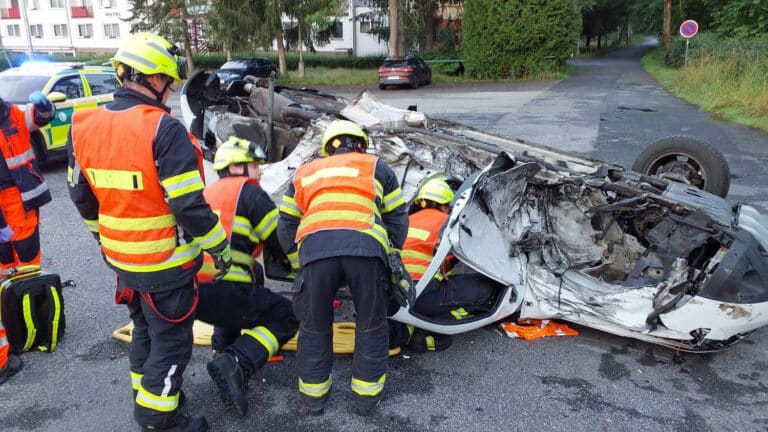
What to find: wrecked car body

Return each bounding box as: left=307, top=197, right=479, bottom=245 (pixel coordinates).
left=181, top=71, right=768, bottom=352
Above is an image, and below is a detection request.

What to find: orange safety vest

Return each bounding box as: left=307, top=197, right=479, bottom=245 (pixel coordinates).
left=401, top=208, right=448, bottom=281
left=0, top=321, right=8, bottom=369
left=71, top=105, right=199, bottom=272
left=198, top=176, right=259, bottom=283
left=0, top=104, right=51, bottom=210
left=293, top=152, right=382, bottom=243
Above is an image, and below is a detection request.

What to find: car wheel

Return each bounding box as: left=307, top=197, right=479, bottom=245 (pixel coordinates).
left=631, top=136, right=730, bottom=197
left=411, top=78, right=419, bottom=89
left=379, top=84, right=386, bottom=90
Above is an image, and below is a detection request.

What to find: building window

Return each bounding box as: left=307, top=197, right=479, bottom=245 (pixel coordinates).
left=29, top=24, right=43, bottom=38
left=49, top=0, right=64, bottom=9
left=330, top=20, right=343, bottom=39
left=103, top=23, right=119, bottom=38
left=77, top=23, right=92, bottom=38
left=360, top=18, right=381, bottom=34
left=53, top=24, right=68, bottom=38
left=29, top=0, right=39, bottom=10
left=101, top=0, right=115, bottom=8
left=6, top=24, right=20, bottom=37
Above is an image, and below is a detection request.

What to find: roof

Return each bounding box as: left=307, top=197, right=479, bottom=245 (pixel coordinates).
left=1, top=61, right=115, bottom=76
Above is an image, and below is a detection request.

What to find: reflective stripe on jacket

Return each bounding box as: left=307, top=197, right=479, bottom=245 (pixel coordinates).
left=71, top=105, right=199, bottom=272
left=292, top=153, right=389, bottom=251
left=401, top=208, right=448, bottom=281
left=198, top=176, right=257, bottom=283
left=0, top=105, right=51, bottom=210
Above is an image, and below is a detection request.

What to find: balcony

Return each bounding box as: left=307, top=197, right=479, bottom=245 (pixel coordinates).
left=0, top=7, right=20, bottom=19
left=71, top=6, right=93, bottom=18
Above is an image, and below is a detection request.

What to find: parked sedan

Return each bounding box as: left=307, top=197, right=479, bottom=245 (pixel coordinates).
left=215, top=57, right=278, bottom=89
left=378, top=56, right=431, bottom=90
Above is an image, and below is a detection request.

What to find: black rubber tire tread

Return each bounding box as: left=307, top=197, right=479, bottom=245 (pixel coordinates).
left=379, top=84, right=386, bottom=90
left=631, top=135, right=730, bottom=198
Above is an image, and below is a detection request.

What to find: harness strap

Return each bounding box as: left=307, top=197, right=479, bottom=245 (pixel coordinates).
left=138, top=279, right=199, bottom=324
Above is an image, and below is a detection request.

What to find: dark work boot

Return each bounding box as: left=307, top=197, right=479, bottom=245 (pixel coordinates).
left=406, top=329, right=452, bottom=353
left=141, top=414, right=208, bottom=431
left=207, top=352, right=248, bottom=417
left=0, top=356, right=23, bottom=385
left=353, top=397, right=382, bottom=417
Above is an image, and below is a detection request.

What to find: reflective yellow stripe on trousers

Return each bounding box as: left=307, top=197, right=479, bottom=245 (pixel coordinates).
left=351, top=374, right=386, bottom=397
left=299, top=376, right=332, bottom=398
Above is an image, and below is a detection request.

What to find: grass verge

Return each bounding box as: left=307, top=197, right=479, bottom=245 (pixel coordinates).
left=642, top=48, right=768, bottom=133
left=275, top=64, right=571, bottom=87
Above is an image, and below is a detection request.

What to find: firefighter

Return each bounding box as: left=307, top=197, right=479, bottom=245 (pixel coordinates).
left=195, top=136, right=299, bottom=418
left=0, top=214, right=23, bottom=385
left=389, top=177, right=501, bottom=352
left=67, top=33, right=230, bottom=432
left=277, top=119, right=408, bottom=416
left=0, top=91, right=55, bottom=274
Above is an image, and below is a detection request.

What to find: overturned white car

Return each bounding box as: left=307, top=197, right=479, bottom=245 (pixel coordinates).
left=182, top=72, right=768, bottom=353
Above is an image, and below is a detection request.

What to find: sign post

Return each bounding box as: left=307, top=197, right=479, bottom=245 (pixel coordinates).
left=679, top=19, right=699, bottom=66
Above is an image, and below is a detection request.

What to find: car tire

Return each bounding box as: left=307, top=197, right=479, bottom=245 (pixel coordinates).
left=411, top=78, right=419, bottom=89
left=631, top=135, right=730, bottom=197
left=379, top=84, right=386, bottom=90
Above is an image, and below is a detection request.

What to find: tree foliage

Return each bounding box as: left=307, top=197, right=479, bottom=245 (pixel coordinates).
left=461, top=0, right=580, bottom=79
left=207, top=0, right=269, bottom=53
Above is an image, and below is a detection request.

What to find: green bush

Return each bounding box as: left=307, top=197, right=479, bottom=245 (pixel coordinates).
left=461, top=0, right=580, bottom=79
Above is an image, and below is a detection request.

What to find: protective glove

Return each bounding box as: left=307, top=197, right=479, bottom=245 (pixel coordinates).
left=210, top=244, right=232, bottom=281
left=0, top=225, right=14, bottom=242
left=29, top=90, right=49, bottom=105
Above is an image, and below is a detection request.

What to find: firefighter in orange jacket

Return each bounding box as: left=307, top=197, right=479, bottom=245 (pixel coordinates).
left=67, top=33, right=230, bottom=432
left=0, top=91, right=54, bottom=274
left=277, top=119, right=408, bottom=416
left=389, top=177, right=501, bottom=352
left=195, top=136, right=298, bottom=418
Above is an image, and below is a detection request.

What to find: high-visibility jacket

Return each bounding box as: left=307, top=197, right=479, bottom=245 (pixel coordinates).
left=0, top=321, right=8, bottom=369
left=291, top=152, right=390, bottom=252
left=0, top=104, right=51, bottom=210
left=71, top=105, right=205, bottom=274
left=401, top=208, right=449, bottom=281
left=198, top=176, right=261, bottom=283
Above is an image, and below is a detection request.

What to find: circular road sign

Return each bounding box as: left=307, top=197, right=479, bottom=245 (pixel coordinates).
left=680, top=19, right=699, bottom=38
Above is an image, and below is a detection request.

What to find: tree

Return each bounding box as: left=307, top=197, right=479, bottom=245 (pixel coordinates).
left=126, top=0, right=204, bottom=72
left=662, top=0, right=671, bottom=48
left=207, top=0, right=267, bottom=56
left=283, top=0, right=339, bottom=77
left=388, top=0, right=404, bottom=57
left=462, top=0, right=581, bottom=79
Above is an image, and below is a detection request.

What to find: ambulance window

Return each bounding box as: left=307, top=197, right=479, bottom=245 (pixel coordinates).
left=50, top=75, right=84, bottom=100
left=86, top=73, right=119, bottom=96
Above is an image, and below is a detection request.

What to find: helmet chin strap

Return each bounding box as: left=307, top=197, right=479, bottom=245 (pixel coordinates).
left=136, top=75, right=170, bottom=103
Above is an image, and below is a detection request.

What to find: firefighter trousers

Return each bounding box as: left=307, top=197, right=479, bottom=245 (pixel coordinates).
left=126, top=280, right=196, bottom=428
left=388, top=273, right=500, bottom=348
left=196, top=280, right=298, bottom=376
left=293, top=256, right=390, bottom=410
left=0, top=320, right=8, bottom=369
left=0, top=187, right=41, bottom=272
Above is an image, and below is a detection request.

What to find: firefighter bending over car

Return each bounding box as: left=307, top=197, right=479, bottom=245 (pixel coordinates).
left=195, top=136, right=298, bottom=418
left=389, top=176, right=501, bottom=352
left=277, top=119, right=408, bottom=416
left=67, top=33, right=230, bottom=432
left=0, top=90, right=54, bottom=274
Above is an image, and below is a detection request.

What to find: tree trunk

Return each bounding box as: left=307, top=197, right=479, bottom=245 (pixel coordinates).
left=179, top=6, right=195, bottom=73
left=388, top=0, right=404, bottom=57
left=662, top=0, right=671, bottom=48
left=298, top=21, right=304, bottom=78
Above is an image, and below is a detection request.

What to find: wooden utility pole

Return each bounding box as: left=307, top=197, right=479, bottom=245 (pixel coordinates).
left=662, top=0, right=671, bottom=48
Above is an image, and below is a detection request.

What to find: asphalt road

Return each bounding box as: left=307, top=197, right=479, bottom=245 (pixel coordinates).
left=3, top=37, right=768, bottom=432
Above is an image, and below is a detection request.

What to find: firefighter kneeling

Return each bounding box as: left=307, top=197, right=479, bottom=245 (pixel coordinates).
left=196, top=136, right=299, bottom=417
left=390, top=176, right=503, bottom=352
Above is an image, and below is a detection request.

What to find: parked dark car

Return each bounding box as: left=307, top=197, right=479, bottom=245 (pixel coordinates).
left=378, top=56, right=431, bottom=90
left=215, top=57, right=278, bottom=88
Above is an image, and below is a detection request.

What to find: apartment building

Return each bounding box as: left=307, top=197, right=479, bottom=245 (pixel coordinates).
left=0, top=0, right=132, bottom=55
